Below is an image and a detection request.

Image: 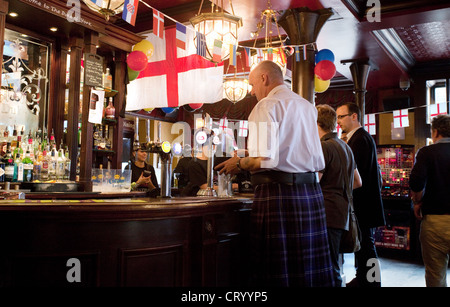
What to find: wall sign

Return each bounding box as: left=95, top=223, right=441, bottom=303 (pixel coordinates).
left=84, top=53, right=104, bottom=88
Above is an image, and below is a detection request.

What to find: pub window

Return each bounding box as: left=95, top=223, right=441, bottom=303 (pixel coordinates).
left=426, top=79, right=448, bottom=124
left=1, top=28, right=50, bottom=136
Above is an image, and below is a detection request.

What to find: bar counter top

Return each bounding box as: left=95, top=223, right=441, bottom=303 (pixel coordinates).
left=0, top=194, right=254, bottom=286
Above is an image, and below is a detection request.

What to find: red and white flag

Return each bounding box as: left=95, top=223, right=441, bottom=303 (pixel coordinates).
left=364, top=113, right=376, bottom=135
left=219, top=117, right=228, bottom=132
left=126, top=27, right=224, bottom=110
left=393, top=109, right=409, bottom=128
left=429, top=102, right=448, bottom=119
left=238, top=120, right=248, bottom=137
left=153, top=9, right=164, bottom=39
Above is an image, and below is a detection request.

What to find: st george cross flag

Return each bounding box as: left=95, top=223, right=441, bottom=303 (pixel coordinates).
left=153, top=9, right=164, bottom=39
left=212, top=39, right=222, bottom=63
left=219, top=118, right=228, bottom=132
left=175, top=23, right=186, bottom=50
left=126, top=27, right=224, bottom=110
left=393, top=109, right=409, bottom=128
left=364, top=113, right=376, bottom=135
left=238, top=120, right=248, bottom=137
left=122, top=0, right=138, bottom=26
left=429, top=102, right=448, bottom=119
left=256, top=49, right=264, bottom=64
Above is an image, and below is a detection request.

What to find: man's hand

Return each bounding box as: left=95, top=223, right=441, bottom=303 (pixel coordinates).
left=215, top=156, right=241, bottom=176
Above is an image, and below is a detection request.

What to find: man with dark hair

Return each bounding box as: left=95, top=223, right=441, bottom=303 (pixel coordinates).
left=336, top=102, right=385, bottom=287
left=410, top=114, right=450, bottom=287
left=316, top=104, right=362, bottom=286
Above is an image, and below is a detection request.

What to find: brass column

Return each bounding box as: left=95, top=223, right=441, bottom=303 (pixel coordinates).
left=348, top=60, right=371, bottom=126
left=278, top=7, right=333, bottom=104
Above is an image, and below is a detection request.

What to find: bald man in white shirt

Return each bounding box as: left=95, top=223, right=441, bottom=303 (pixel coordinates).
left=216, top=61, right=334, bottom=287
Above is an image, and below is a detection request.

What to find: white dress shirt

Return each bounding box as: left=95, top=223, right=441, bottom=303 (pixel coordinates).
left=247, top=85, right=325, bottom=173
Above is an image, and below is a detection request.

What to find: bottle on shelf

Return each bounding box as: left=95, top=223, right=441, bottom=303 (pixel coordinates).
left=56, top=144, right=65, bottom=181
left=64, top=145, right=71, bottom=181
left=3, top=142, right=15, bottom=182
left=105, top=97, right=115, bottom=119
left=48, top=145, right=57, bottom=181
left=40, top=147, right=49, bottom=181
left=103, top=67, right=113, bottom=91
left=22, top=145, right=34, bottom=182
left=13, top=136, right=24, bottom=183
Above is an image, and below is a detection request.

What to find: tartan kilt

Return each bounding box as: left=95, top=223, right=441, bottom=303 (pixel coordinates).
left=250, top=182, right=335, bottom=287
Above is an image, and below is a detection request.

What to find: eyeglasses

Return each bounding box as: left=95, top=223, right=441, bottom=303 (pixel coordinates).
left=337, top=113, right=353, bottom=120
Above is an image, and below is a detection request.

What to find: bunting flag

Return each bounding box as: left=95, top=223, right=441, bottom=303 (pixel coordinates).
left=126, top=27, right=224, bottom=110
left=278, top=47, right=286, bottom=65
left=256, top=49, right=264, bottom=63
left=219, top=117, right=228, bottom=132
left=196, top=32, right=207, bottom=57
left=294, top=46, right=301, bottom=62
left=364, top=113, right=376, bottom=135
left=335, top=123, right=342, bottom=138
left=122, top=0, right=138, bottom=26
left=229, top=44, right=237, bottom=66
left=302, top=46, right=307, bottom=60
left=238, top=120, right=248, bottom=137
left=393, top=109, right=409, bottom=128
left=429, top=102, right=448, bottom=119
left=267, top=48, right=273, bottom=61
left=243, top=47, right=251, bottom=67
left=153, top=9, right=164, bottom=39
left=212, top=39, right=222, bottom=63
left=175, top=23, right=186, bottom=50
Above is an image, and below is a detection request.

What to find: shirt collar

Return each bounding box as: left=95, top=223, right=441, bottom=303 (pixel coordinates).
left=436, top=137, right=450, bottom=144
left=346, top=126, right=362, bottom=141
left=266, top=84, right=288, bottom=98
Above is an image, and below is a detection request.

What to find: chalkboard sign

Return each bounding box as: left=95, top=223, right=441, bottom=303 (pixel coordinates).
left=84, top=53, right=104, bottom=87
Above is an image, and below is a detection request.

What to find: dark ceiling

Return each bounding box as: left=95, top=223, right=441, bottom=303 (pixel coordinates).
left=112, top=0, right=450, bottom=91
left=5, top=0, right=450, bottom=93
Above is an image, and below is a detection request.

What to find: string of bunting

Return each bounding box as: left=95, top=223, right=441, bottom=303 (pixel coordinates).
left=136, top=0, right=316, bottom=64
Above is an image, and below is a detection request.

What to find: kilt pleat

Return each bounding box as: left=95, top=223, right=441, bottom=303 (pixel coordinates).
left=250, top=182, right=335, bottom=287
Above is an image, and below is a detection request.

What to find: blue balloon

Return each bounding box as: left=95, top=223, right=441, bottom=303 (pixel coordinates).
left=161, top=107, right=176, bottom=114
left=315, top=49, right=335, bottom=64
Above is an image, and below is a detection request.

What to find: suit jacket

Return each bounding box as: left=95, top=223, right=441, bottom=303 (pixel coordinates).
left=347, top=127, right=385, bottom=228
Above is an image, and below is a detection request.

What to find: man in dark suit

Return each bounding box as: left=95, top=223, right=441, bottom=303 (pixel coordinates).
left=336, top=102, right=385, bottom=287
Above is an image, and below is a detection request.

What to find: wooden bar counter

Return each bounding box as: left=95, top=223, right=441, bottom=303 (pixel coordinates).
left=0, top=195, right=253, bottom=287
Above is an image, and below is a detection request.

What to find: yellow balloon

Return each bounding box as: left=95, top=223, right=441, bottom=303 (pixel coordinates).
left=315, top=75, right=330, bottom=93
left=133, top=40, right=154, bottom=60
left=143, top=108, right=154, bottom=112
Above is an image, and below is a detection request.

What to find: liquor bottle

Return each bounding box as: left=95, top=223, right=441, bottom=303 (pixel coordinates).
left=64, top=145, right=71, bottom=181
left=103, top=67, right=113, bottom=91
left=40, top=148, right=49, bottom=181
left=3, top=143, right=15, bottom=182
left=33, top=146, right=42, bottom=182
left=0, top=150, right=5, bottom=182
left=13, top=136, right=24, bottom=182
left=48, top=145, right=57, bottom=180
left=22, top=145, right=34, bottom=182
left=49, top=128, right=56, bottom=148
left=105, top=98, right=115, bottom=119
left=56, top=145, right=65, bottom=181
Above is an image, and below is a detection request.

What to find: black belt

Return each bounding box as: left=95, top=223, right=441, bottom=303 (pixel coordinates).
left=251, top=171, right=319, bottom=186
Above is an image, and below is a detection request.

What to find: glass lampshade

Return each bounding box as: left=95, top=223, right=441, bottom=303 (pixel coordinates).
left=223, top=77, right=249, bottom=103
left=83, top=0, right=125, bottom=20
left=190, top=12, right=242, bottom=63
left=251, top=49, right=287, bottom=75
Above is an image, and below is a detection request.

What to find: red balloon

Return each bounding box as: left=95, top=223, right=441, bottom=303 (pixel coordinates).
left=314, top=60, right=336, bottom=81
left=127, top=51, right=148, bottom=71
left=189, top=103, right=203, bottom=110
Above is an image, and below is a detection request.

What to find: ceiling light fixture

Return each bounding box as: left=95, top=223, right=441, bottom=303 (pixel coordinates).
left=82, top=0, right=124, bottom=21
left=190, top=0, right=242, bottom=63
left=8, top=12, right=18, bottom=17
left=250, top=0, right=287, bottom=75
left=223, top=52, right=249, bottom=103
